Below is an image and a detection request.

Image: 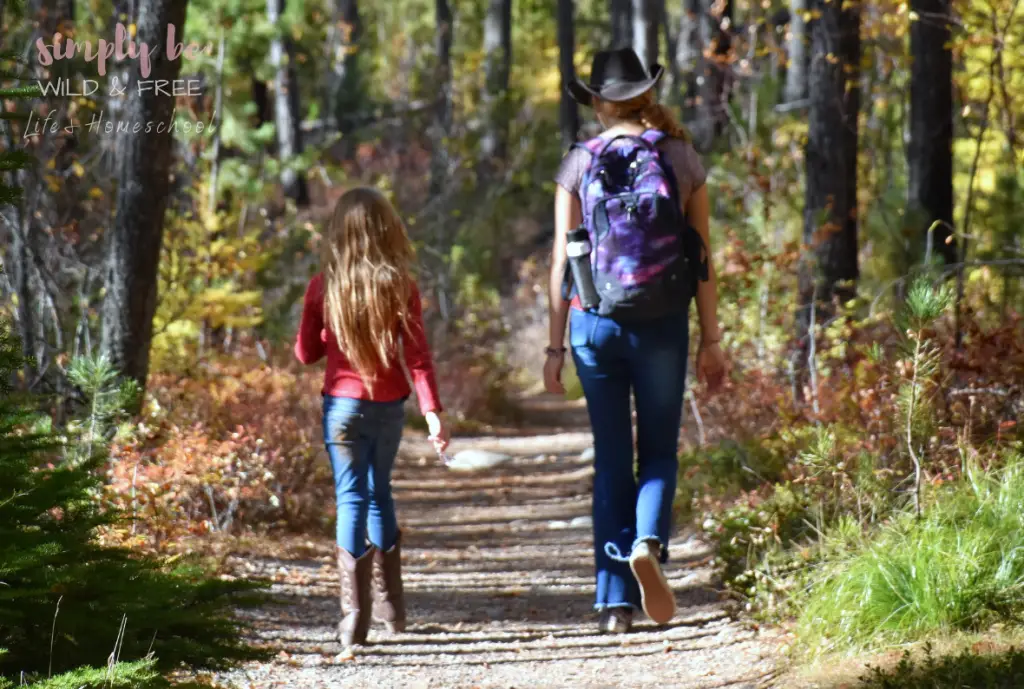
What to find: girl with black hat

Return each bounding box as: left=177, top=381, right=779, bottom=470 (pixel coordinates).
left=545, top=47, right=727, bottom=634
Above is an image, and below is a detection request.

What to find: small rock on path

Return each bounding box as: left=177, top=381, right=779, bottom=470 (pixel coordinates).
left=446, top=449, right=515, bottom=472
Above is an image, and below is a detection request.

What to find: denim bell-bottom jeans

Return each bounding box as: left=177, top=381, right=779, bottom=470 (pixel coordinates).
left=322, top=394, right=405, bottom=557
left=570, top=307, right=689, bottom=611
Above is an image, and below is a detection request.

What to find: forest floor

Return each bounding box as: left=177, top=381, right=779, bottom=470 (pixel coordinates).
left=211, top=394, right=780, bottom=689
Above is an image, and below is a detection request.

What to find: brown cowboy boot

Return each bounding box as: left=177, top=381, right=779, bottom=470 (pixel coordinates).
left=337, top=546, right=374, bottom=647
left=371, top=532, right=407, bottom=633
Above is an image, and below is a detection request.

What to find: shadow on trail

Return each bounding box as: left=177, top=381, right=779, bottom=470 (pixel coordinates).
left=219, top=394, right=774, bottom=687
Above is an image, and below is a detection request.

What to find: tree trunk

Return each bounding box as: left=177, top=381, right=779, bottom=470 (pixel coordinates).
left=100, top=0, right=189, bottom=390
left=700, top=0, right=733, bottom=143
left=57, top=0, right=74, bottom=25
left=38, top=0, right=74, bottom=33
left=430, top=0, right=453, bottom=197
left=661, top=0, right=681, bottom=100
left=327, top=0, right=362, bottom=132
left=677, top=0, right=704, bottom=122
left=480, top=0, right=512, bottom=165
left=797, top=0, right=861, bottom=339
left=632, top=0, right=660, bottom=69
left=610, top=0, right=633, bottom=49
left=267, top=0, right=309, bottom=206
left=557, top=0, right=580, bottom=148
left=908, top=0, right=956, bottom=264
left=207, top=27, right=226, bottom=217
left=104, top=0, right=135, bottom=174
left=251, top=77, right=272, bottom=127
left=9, top=220, right=38, bottom=371
left=783, top=0, right=809, bottom=103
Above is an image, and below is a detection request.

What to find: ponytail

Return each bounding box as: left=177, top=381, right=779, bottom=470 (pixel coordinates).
left=638, top=101, right=692, bottom=143
left=601, top=90, right=692, bottom=143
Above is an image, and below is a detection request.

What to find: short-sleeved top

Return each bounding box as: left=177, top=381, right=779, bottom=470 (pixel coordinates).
left=554, top=134, right=707, bottom=205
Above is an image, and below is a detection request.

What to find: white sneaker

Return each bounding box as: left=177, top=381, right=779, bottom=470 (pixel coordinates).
left=629, top=541, right=676, bottom=624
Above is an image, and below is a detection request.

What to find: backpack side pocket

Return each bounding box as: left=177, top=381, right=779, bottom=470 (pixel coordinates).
left=681, top=217, right=708, bottom=300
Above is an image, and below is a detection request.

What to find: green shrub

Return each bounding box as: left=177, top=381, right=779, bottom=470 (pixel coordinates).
left=798, top=458, right=1024, bottom=656
left=858, top=643, right=1024, bottom=689
left=700, top=482, right=817, bottom=618
left=677, top=438, right=790, bottom=520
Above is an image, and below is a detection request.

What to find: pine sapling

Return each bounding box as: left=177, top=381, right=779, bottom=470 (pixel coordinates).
left=65, top=355, right=140, bottom=466
left=896, top=277, right=952, bottom=518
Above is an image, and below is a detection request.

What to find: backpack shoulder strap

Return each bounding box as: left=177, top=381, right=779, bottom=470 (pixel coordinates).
left=644, top=130, right=682, bottom=206
left=572, top=136, right=605, bottom=157
left=641, top=129, right=667, bottom=146
left=572, top=137, right=606, bottom=206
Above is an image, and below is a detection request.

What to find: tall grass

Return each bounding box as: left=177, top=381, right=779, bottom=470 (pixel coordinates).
left=797, top=456, right=1024, bottom=656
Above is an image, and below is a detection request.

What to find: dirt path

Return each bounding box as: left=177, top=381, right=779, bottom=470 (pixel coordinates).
left=214, top=396, right=777, bottom=689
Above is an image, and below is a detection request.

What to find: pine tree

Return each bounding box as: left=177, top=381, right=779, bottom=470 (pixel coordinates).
left=0, top=320, right=268, bottom=682
left=63, top=355, right=141, bottom=466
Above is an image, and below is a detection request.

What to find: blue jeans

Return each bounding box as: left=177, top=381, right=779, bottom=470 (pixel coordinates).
left=322, top=394, right=405, bottom=556
left=570, top=308, right=688, bottom=610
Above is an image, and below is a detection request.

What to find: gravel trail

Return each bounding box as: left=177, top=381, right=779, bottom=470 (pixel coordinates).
left=214, top=397, right=777, bottom=689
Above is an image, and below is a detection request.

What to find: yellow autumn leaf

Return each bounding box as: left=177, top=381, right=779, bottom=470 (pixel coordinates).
left=72, top=161, right=85, bottom=177
left=128, top=23, right=137, bottom=38
left=908, top=10, right=919, bottom=20
left=89, top=187, right=104, bottom=199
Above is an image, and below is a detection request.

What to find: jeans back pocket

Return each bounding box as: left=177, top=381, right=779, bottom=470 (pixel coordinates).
left=323, top=396, right=365, bottom=446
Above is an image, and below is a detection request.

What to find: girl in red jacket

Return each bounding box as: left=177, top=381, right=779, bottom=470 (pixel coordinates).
left=295, top=187, right=449, bottom=649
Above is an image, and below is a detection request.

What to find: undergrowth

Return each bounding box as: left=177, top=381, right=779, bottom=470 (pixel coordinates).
left=857, top=643, right=1024, bottom=688
left=798, top=457, right=1024, bottom=656
left=106, top=335, right=518, bottom=550
left=676, top=277, right=1024, bottom=657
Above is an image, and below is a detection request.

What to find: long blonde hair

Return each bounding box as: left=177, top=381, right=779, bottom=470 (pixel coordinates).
left=321, top=187, right=415, bottom=392
left=594, top=89, right=692, bottom=142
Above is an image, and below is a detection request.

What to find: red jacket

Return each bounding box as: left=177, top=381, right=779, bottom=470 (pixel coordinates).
left=294, top=273, right=443, bottom=414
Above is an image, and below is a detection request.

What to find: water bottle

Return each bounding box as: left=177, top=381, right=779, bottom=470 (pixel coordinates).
left=566, top=226, right=600, bottom=310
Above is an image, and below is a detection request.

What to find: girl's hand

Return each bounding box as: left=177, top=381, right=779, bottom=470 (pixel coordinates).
left=697, top=341, right=727, bottom=394
left=543, top=350, right=566, bottom=395
left=425, top=411, right=450, bottom=453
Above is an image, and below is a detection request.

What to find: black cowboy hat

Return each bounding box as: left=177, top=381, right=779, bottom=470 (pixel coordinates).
left=568, top=47, right=664, bottom=106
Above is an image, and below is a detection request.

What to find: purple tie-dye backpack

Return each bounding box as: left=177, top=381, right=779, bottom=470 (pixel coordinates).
left=572, top=129, right=706, bottom=321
